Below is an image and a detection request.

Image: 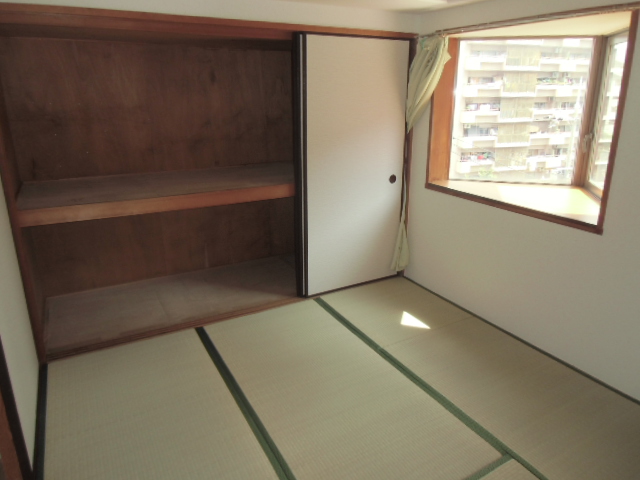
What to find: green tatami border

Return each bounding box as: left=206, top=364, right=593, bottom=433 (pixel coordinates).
left=314, top=298, right=548, bottom=480
left=463, top=455, right=512, bottom=480
left=195, top=327, right=297, bottom=480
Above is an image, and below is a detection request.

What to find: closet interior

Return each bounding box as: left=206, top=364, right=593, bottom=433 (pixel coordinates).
left=0, top=21, right=299, bottom=359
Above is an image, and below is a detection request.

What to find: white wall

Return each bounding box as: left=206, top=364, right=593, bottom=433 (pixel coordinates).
left=0, top=0, right=418, bottom=33
left=0, top=190, right=39, bottom=463
left=407, top=0, right=640, bottom=400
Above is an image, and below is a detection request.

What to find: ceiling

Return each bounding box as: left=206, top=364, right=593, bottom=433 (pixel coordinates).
left=279, top=0, right=494, bottom=13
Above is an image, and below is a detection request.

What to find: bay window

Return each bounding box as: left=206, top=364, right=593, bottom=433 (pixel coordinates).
left=427, top=9, right=638, bottom=233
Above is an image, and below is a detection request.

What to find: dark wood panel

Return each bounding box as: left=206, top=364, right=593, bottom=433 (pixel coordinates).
left=0, top=37, right=293, bottom=181
left=269, top=196, right=295, bottom=256
left=0, top=3, right=416, bottom=42
left=26, top=198, right=295, bottom=297
left=45, top=255, right=298, bottom=359
left=0, top=80, right=19, bottom=201
left=261, top=51, right=295, bottom=164
left=0, top=7, right=292, bottom=42
left=0, top=24, right=294, bottom=49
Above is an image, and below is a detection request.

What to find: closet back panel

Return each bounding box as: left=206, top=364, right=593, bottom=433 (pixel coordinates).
left=0, top=37, right=293, bottom=181
left=24, top=198, right=294, bottom=298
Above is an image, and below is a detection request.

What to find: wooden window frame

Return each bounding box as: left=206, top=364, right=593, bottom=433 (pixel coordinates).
left=584, top=31, right=631, bottom=198
left=426, top=10, right=639, bottom=234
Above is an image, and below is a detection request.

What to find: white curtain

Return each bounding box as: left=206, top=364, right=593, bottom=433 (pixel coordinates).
left=405, top=35, right=451, bottom=132
left=390, top=174, right=410, bottom=271
left=392, top=35, right=450, bottom=272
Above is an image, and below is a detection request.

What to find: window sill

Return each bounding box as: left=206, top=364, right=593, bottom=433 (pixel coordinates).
left=427, top=180, right=602, bottom=233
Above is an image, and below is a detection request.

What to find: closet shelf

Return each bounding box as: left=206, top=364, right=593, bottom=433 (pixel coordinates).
left=45, top=255, right=298, bottom=360
left=16, top=162, right=294, bottom=227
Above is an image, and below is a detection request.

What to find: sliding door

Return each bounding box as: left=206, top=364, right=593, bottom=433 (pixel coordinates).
left=295, top=34, right=410, bottom=296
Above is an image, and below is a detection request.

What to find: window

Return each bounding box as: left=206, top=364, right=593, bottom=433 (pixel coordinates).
left=451, top=37, right=594, bottom=185
left=427, top=10, right=638, bottom=233
left=587, top=32, right=629, bottom=196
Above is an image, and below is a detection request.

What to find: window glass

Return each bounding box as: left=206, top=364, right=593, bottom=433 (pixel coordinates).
left=449, top=38, right=595, bottom=184
left=588, top=33, right=628, bottom=192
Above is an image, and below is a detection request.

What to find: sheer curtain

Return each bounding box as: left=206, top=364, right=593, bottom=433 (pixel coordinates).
left=390, top=175, right=410, bottom=271
left=406, top=35, right=451, bottom=132
left=392, top=35, right=450, bottom=272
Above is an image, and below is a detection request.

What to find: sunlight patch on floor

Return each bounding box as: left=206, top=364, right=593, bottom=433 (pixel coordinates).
left=400, top=311, right=430, bottom=329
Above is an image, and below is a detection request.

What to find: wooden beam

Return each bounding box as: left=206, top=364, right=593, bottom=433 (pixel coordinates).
left=427, top=38, right=459, bottom=183
left=0, top=3, right=416, bottom=42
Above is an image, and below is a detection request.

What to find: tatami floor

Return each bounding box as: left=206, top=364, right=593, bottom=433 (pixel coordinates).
left=42, top=277, right=640, bottom=479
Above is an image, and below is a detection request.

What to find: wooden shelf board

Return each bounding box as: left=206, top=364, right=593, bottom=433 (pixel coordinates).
left=17, top=162, right=294, bottom=226
left=45, top=255, right=298, bottom=360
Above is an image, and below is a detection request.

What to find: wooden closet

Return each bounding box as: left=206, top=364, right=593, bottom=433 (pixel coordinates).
left=0, top=8, right=302, bottom=361
left=0, top=5, right=414, bottom=363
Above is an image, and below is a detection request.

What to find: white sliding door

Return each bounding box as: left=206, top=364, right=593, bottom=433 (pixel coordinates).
left=299, top=34, right=410, bottom=296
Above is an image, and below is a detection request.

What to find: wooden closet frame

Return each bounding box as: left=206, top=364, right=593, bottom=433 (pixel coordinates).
left=0, top=337, right=33, bottom=480
left=0, top=3, right=415, bottom=367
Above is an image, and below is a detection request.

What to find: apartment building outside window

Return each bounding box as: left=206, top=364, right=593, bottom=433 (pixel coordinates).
left=426, top=10, right=638, bottom=233
left=451, top=38, right=594, bottom=185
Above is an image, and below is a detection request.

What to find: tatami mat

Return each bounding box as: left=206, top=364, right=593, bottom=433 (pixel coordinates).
left=482, top=459, right=538, bottom=480
left=205, top=300, right=502, bottom=480
left=322, top=277, right=640, bottom=480
left=320, top=276, right=472, bottom=348
left=45, top=330, right=278, bottom=480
